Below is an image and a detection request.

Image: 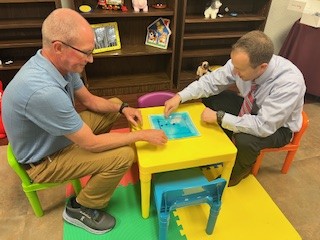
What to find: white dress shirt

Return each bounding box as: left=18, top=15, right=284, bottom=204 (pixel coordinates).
left=178, top=55, right=306, bottom=137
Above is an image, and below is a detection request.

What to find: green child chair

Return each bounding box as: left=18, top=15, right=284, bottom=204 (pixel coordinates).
left=7, top=144, right=82, bottom=217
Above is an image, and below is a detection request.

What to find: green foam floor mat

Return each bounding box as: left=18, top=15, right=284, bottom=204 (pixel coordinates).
left=63, top=183, right=186, bottom=240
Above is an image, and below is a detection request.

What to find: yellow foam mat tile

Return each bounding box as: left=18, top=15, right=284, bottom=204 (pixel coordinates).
left=175, top=175, right=301, bottom=240
left=174, top=210, right=186, bottom=238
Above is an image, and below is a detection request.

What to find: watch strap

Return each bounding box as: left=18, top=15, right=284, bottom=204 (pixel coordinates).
left=217, top=110, right=225, bottom=125
left=119, top=102, right=129, bottom=114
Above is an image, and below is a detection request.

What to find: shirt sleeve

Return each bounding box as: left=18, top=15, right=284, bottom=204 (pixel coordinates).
left=71, top=73, right=84, bottom=90
left=179, top=60, right=236, bottom=103
left=222, top=78, right=305, bottom=137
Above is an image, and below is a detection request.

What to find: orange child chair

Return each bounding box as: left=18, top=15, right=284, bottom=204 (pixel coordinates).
left=252, top=111, right=309, bottom=176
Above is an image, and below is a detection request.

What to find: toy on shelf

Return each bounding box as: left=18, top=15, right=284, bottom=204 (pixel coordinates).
left=97, top=0, right=127, bottom=11
left=196, top=61, right=211, bottom=76
left=204, top=0, right=222, bottom=19
left=132, top=0, right=148, bottom=12
left=79, top=5, right=92, bottom=13
left=196, top=61, right=222, bottom=77
left=145, top=17, right=171, bottom=49
left=152, top=1, right=166, bottom=9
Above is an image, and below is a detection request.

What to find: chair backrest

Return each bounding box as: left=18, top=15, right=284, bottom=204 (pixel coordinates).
left=7, top=143, right=33, bottom=184
left=137, top=91, right=175, bottom=108
left=154, top=168, right=226, bottom=214
left=162, top=178, right=226, bottom=213
left=291, top=111, right=309, bottom=145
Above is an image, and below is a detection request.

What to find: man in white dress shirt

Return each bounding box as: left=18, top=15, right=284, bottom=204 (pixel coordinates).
left=164, top=30, right=306, bottom=186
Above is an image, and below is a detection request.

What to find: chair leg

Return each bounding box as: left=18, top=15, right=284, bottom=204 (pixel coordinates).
left=71, top=179, right=82, bottom=195
left=159, top=215, right=170, bottom=240
left=281, top=150, right=297, bottom=174
left=25, top=191, right=44, bottom=217
left=206, top=205, right=220, bottom=235
left=252, top=152, right=265, bottom=176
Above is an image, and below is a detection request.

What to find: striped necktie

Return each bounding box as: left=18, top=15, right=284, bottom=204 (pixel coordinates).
left=239, top=82, right=257, bottom=117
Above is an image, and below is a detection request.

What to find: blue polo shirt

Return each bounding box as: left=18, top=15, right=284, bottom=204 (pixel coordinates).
left=2, top=50, right=84, bottom=164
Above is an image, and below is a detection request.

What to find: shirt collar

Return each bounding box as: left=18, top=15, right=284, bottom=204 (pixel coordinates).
left=35, top=49, right=69, bottom=89
left=254, top=54, right=275, bottom=86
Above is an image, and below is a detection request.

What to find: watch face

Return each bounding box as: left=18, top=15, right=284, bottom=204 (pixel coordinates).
left=217, top=111, right=225, bottom=125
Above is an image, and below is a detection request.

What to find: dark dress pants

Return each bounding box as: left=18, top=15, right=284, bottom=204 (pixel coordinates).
left=202, top=91, right=293, bottom=178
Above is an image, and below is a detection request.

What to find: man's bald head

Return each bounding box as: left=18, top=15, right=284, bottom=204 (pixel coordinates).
left=42, top=8, right=93, bottom=47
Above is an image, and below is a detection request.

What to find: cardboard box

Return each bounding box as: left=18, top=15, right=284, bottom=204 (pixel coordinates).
left=287, top=0, right=307, bottom=12
left=300, top=0, right=320, bottom=28
left=300, top=12, right=320, bottom=27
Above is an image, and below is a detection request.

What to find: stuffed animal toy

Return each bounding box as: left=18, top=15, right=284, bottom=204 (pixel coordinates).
left=196, top=61, right=211, bottom=77
left=132, top=0, right=148, bottom=12
left=204, top=0, right=222, bottom=19
left=0, top=80, right=6, bottom=139
left=196, top=61, right=222, bottom=77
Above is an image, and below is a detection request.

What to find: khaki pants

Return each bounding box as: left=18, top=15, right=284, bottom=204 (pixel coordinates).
left=26, top=98, right=135, bottom=209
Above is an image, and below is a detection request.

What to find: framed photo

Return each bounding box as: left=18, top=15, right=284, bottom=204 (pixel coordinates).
left=91, top=22, right=121, bottom=54
left=145, top=18, right=171, bottom=50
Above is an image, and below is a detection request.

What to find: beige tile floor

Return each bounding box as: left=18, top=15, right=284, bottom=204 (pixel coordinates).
left=0, top=100, right=319, bottom=240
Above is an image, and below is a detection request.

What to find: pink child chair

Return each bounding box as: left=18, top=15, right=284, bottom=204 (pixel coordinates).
left=137, top=91, right=175, bottom=108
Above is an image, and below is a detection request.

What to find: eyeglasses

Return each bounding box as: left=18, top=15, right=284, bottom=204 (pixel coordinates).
left=52, top=40, right=94, bottom=57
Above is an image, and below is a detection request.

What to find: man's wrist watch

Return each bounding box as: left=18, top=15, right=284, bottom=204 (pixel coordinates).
left=119, top=102, right=129, bottom=114
left=216, top=110, right=225, bottom=125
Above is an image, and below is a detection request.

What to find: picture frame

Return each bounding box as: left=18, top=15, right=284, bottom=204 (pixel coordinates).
left=91, top=22, right=121, bottom=54
left=145, top=17, right=171, bottom=50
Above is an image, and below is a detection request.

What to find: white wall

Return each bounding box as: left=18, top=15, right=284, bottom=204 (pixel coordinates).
left=264, top=0, right=302, bottom=53
left=61, top=0, right=74, bottom=8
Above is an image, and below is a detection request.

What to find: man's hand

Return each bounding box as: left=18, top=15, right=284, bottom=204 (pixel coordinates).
left=164, top=94, right=181, bottom=117
left=122, top=107, right=143, bottom=127
left=141, top=129, right=168, bottom=145
left=201, top=107, right=217, bottom=124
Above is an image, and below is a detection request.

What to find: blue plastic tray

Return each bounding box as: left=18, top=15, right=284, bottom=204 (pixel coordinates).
left=149, top=112, right=200, bottom=140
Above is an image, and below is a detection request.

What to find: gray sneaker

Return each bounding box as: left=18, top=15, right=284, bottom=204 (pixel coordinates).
left=63, top=199, right=116, bottom=234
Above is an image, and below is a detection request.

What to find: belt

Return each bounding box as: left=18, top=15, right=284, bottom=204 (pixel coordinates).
left=22, top=157, right=49, bottom=170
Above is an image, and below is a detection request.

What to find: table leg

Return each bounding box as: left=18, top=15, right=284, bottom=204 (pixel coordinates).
left=139, top=172, right=152, bottom=218
left=221, top=160, right=233, bottom=187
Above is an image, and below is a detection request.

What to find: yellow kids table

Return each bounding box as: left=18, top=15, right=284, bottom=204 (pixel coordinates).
left=133, top=102, right=237, bottom=218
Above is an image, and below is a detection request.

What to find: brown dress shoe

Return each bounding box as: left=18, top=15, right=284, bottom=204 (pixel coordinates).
left=228, top=169, right=251, bottom=187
